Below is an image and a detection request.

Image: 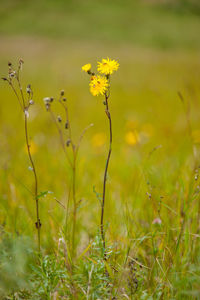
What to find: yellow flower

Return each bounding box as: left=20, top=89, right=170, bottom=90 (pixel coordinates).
left=89, top=75, right=109, bottom=96
left=92, top=132, right=106, bottom=148
left=97, top=58, right=119, bottom=75
left=82, top=63, right=91, bottom=73
left=125, top=130, right=139, bottom=146
left=24, top=141, right=37, bottom=155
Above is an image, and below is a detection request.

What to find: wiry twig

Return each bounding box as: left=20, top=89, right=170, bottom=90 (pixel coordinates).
left=2, top=60, right=41, bottom=251
left=44, top=90, right=92, bottom=260
left=101, top=90, right=112, bottom=253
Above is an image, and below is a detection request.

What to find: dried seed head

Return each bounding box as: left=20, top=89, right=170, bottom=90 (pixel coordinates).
left=45, top=103, right=50, bottom=111
left=9, top=72, right=15, bottom=78
left=24, top=109, right=29, bottom=118
left=43, top=97, right=51, bottom=104
left=19, top=58, right=24, bottom=65
left=65, top=121, right=69, bottom=129
left=146, top=192, right=151, bottom=199
left=57, top=115, right=62, bottom=122
left=29, top=100, right=34, bottom=105
left=62, top=97, right=67, bottom=102
left=66, top=139, right=71, bottom=147
left=60, top=90, right=65, bottom=96
left=26, top=84, right=32, bottom=94
left=8, top=62, right=12, bottom=67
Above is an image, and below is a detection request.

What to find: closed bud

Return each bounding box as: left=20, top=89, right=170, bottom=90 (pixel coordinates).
left=9, top=72, right=15, bottom=78
left=43, top=97, right=50, bottom=103
left=45, top=103, right=50, bottom=111
left=66, top=139, right=71, bottom=147
left=57, top=115, right=62, bottom=122
left=60, top=90, right=65, bottom=96
left=26, top=86, right=31, bottom=94
left=65, top=121, right=69, bottom=129
left=19, top=58, right=24, bottom=64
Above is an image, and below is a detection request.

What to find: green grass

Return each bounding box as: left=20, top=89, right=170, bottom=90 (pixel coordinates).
left=0, top=37, right=200, bottom=298
left=1, top=0, right=200, bottom=50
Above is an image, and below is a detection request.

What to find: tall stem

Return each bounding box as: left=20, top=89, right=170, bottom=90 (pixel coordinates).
left=24, top=114, right=41, bottom=252
left=61, top=100, right=77, bottom=259
left=9, top=77, right=41, bottom=251
left=101, top=94, right=112, bottom=250
left=71, top=155, right=76, bottom=259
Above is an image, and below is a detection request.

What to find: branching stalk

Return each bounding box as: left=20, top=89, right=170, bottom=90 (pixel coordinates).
left=3, top=61, right=41, bottom=251
left=45, top=92, right=92, bottom=260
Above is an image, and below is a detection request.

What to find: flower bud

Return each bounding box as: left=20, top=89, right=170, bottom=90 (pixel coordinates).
left=65, top=121, right=69, bottom=129
left=29, top=100, right=34, bottom=105
left=66, top=139, right=71, bottom=147
left=43, top=97, right=50, bottom=103
left=57, top=115, right=62, bottom=122
left=26, top=85, right=31, bottom=94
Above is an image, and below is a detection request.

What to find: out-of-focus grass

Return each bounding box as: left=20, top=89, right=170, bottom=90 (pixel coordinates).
left=0, top=37, right=199, bottom=236
left=1, top=0, right=200, bottom=50
left=0, top=37, right=200, bottom=297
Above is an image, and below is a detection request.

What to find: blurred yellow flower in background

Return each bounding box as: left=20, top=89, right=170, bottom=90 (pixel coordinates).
left=97, top=58, right=119, bottom=75
left=82, top=63, right=91, bottom=73
left=125, top=130, right=140, bottom=146
left=89, top=75, right=108, bottom=96
left=92, top=132, right=106, bottom=148
left=24, top=141, right=37, bottom=155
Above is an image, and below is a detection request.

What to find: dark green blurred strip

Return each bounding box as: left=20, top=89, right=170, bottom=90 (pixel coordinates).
left=0, top=0, right=200, bottom=50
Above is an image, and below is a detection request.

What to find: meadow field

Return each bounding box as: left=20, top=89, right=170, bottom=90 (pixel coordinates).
left=0, top=1, right=200, bottom=299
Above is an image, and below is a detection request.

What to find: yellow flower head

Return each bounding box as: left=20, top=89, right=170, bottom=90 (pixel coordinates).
left=89, top=75, right=109, bottom=96
left=97, top=58, right=119, bottom=75
left=24, top=141, right=37, bottom=155
left=125, top=130, right=139, bottom=146
left=92, top=132, right=106, bottom=148
left=82, top=63, right=92, bottom=73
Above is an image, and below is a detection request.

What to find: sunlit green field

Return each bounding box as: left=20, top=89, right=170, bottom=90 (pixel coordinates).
left=0, top=36, right=200, bottom=298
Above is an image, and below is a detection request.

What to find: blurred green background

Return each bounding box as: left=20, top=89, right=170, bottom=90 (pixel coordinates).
left=1, top=0, right=200, bottom=49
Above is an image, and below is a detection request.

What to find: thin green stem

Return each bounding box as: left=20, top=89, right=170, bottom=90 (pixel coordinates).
left=24, top=114, right=41, bottom=252
left=71, top=156, right=76, bottom=259
left=101, top=93, right=112, bottom=252
left=9, top=74, right=41, bottom=252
